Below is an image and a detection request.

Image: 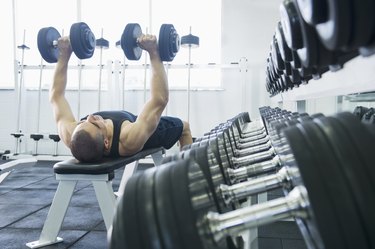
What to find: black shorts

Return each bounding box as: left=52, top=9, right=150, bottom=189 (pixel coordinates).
left=143, top=116, right=184, bottom=150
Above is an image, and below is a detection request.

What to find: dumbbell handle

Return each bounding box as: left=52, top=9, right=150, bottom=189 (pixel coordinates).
left=241, top=123, right=265, bottom=135
left=235, top=140, right=271, bottom=157
left=227, top=155, right=281, bottom=183
left=220, top=166, right=300, bottom=205
left=233, top=147, right=276, bottom=167
left=237, top=136, right=270, bottom=149
left=202, top=186, right=310, bottom=244
left=239, top=131, right=267, bottom=143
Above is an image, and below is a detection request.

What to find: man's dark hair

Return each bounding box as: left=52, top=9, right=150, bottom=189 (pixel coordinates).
left=70, top=129, right=104, bottom=162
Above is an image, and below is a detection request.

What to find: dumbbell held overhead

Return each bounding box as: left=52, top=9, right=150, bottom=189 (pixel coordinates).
left=120, top=23, right=180, bottom=61
left=37, top=22, right=96, bottom=63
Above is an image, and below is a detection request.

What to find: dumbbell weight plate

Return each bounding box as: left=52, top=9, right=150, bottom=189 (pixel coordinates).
left=299, top=121, right=368, bottom=248
left=70, top=22, right=96, bottom=60
left=335, top=113, right=375, bottom=185
left=284, top=61, right=292, bottom=76
left=349, top=0, right=374, bottom=49
left=121, top=23, right=143, bottom=60
left=208, top=138, right=232, bottom=186
left=170, top=159, right=219, bottom=249
left=290, top=50, right=302, bottom=69
left=284, top=126, right=343, bottom=248
left=110, top=173, right=143, bottom=249
left=290, top=68, right=302, bottom=87
left=191, top=145, right=234, bottom=213
left=291, top=3, right=319, bottom=69
left=280, top=0, right=304, bottom=50
left=137, top=167, right=162, bottom=249
left=316, top=117, right=375, bottom=248
left=155, top=164, right=185, bottom=249
left=314, top=0, right=351, bottom=50
left=275, top=21, right=293, bottom=62
left=271, top=35, right=285, bottom=71
left=37, top=27, right=61, bottom=63
left=295, top=0, right=328, bottom=25
left=159, top=24, right=180, bottom=62
left=284, top=125, right=347, bottom=249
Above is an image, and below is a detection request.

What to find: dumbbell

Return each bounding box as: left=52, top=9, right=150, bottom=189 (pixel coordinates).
left=361, top=108, right=375, bottom=124
left=297, top=0, right=374, bottom=53
left=353, top=106, right=370, bottom=120
left=37, top=22, right=96, bottom=63
left=282, top=0, right=359, bottom=74
left=120, top=23, right=180, bottom=62
left=173, top=110, right=309, bottom=190
left=272, top=31, right=304, bottom=88
left=110, top=112, right=375, bottom=249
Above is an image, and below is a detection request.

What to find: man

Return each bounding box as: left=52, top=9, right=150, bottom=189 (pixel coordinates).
left=50, top=34, right=193, bottom=162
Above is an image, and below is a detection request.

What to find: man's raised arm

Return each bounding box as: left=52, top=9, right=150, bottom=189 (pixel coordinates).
left=49, top=37, right=77, bottom=147
left=120, top=34, right=169, bottom=153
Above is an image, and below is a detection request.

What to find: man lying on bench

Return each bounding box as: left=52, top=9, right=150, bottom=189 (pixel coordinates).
left=26, top=30, right=194, bottom=249
left=50, top=34, right=193, bottom=163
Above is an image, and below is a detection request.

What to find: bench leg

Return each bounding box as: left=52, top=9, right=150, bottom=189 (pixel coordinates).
left=26, top=180, right=77, bottom=248
left=0, top=172, right=11, bottom=184
left=116, top=160, right=139, bottom=198
left=92, top=180, right=116, bottom=230
left=151, top=150, right=164, bottom=166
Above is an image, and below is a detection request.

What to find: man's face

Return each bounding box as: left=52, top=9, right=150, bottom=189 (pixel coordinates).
left=74, top=114, right=107, bottom=138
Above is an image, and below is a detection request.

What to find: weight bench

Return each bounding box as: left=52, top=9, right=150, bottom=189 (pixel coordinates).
left=26, top=147, right=164, bottom=249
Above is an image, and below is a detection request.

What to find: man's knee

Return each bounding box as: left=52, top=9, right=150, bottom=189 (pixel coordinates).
left=182, top=121, right=192, bottom=136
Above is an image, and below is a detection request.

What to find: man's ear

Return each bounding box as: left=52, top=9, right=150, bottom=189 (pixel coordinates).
left=103, top=138, right=110, bottom=152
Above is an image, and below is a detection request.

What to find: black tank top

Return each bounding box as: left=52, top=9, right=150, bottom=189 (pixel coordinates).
left=80, top=111, right=137, bottom=157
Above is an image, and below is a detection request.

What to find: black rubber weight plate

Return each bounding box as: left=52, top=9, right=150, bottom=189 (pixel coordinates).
left=170, top=159, right=217, bottom=249
left=315, top=0, right=351, bottom=50
left=110, top=172, right=143, bottom=249
left=315, top=117, right=374, bottom=247
left=300, top=121, right=368, bottom=249
left=37, top=27, right=60, bottom=63
left=333, top=113, right=375, bottom=248
left=284, top=124, right=346, bottom=249
left=348, top=0, right=374, bottom=48
left=334, top=113, right=375, bottom=185
left=121, top=23, right=142, bottom=60
left=137, top=167, right=162, bottom=249
left=154, top=163, right=184, bottom=249
left=70, top=22, right=95, bottom=59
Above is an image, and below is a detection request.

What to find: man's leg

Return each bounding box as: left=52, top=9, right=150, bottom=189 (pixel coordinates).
left=179, top=121, right=193, bottom=149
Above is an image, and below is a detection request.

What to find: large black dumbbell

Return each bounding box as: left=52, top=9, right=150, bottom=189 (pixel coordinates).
left=110, top=112, right=375, bottom=249
left=298, top=0, right=374, bottom=52
left=37, top=22, right=96, bottom=63
left=120, top=23, right=180, bottom=61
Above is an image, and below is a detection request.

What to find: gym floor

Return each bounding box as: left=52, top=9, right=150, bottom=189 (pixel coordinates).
left=0, top=160, right=307, bottom=249
left=0, top=160, right=152, bottom=249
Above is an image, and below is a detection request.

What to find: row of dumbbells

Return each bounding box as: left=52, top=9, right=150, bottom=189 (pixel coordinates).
left=266, top=0, right=375, bottom=95
left=108, top=106, right=375, bottom=249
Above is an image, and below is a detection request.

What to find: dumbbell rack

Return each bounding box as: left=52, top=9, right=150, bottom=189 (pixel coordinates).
left=108, top=106, right=375, bottom=249
left=265, top=0, right=375, bottom=109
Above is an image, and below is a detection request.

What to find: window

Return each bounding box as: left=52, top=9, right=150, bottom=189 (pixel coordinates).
left=1, top=0, right=221, bottom=89
left=0, top=0, right=15, bottom=87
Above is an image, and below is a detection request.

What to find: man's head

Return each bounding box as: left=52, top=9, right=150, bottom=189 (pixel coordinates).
left=70, top=115, right=109, bottom=162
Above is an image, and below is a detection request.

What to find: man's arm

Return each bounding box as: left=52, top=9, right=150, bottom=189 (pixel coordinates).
left=49, top=37, right=77, bottom=147
left=120, top=34, right=168, bottom=154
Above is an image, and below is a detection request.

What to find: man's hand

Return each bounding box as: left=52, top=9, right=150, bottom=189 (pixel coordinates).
left=57, top=36, right=73, bottom=61
left=137, top=34, right=159, bottom=56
